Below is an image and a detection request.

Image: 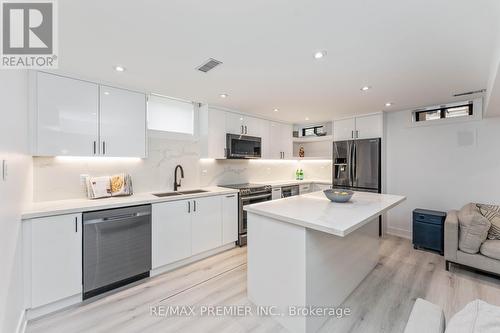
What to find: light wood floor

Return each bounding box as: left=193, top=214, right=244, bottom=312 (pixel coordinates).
left=26, top=236, right=500, bottom=333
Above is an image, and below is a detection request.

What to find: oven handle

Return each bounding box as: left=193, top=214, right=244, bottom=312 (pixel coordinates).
left=241, top=193, right=272, bottom=201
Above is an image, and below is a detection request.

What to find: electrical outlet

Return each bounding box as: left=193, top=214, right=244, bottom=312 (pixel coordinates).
left=80, top=174, right=89, bottom=186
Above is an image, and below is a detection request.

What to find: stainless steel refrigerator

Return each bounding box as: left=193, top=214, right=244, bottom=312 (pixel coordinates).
left=333, top=137, right=382, bottom=234
left=332, top=138, right=381, bottom=192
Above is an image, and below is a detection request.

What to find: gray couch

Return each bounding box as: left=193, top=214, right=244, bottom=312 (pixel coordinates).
left=444, top=208, right=500, bottom=275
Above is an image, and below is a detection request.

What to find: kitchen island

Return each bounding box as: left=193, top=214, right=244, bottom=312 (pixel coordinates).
left=244, top=191, right=405, bottom=333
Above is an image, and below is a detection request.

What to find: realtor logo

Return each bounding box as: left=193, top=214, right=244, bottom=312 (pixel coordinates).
left=1, top=0, right=58, bottom=68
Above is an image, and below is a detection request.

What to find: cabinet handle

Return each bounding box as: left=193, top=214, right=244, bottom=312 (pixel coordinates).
left=188, top=201, right=191, bottom=213
left=241, top=125, right=244, bottom=134
left=193, top=200, right=197, bottom=212
left=351, top=130, right=354, bottom=139
left=356, top=130, right=359, bottom=138
left=226, top=195, right=235, bottom=198
left=102, top=141, right=106, bottom=155
left=75, top=217, right=78, bottom=233
left=245, top=126, right=248, bottom=134
left=93, top=141, right=96, bottom=155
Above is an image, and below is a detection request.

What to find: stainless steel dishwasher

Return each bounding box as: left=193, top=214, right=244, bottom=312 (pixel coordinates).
left=83, top=204, right=151, bottom=299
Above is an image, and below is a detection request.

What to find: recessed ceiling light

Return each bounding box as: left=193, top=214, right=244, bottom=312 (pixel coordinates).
left=361, top=86, right=371, bottom=91
left=273, top=108, right=279, bottom=112
left=305, top=117, right=310, bottom=121
left=220, top=93, right=228, bottom=98
left=385, top=102, right=393, bottom=107
left=114, top=65, right=125, bottom=72
left=103, top=91, right=110, bottom=95
left=314, top=51, right=327, bottom=59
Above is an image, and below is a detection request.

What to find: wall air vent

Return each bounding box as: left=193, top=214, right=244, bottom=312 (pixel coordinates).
left=453, top=89, right=486, bottom=97
left=196, top=58, right=222, bottom=73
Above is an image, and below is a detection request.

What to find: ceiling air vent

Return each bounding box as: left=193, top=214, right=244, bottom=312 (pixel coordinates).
left=453, top=89, right=486, bottom=97
left=196, top=58, right=222, bottom=73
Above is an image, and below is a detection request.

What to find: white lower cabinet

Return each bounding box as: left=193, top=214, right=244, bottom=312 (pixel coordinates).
left=222, top=194, right=238, bottom=244
left=27, top=213, right=82, bottom=308
left=313, top=183, right=332, bottom=192
left=272, top=187, right=282, bottom=200
left=152, top=200, right=192, bottom=269
left=299, top=183, right=311, bottom=194
left=152, top=194, right=237, bottom=269
left=192, top=196, right=223, bottom=255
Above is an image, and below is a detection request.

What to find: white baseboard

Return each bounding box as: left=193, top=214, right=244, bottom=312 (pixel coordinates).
left=151, top=242, right=236, bottom=277
left=386, top=227, right=412, bottom=240
left=16, top=309, right=26, bottom=333
left=26, top=293, right=82, bottom=321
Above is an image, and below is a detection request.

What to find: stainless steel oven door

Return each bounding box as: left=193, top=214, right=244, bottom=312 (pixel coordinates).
left=226, top=134, right=262, bottom=159
left=240, top=192, right=272, bottom=234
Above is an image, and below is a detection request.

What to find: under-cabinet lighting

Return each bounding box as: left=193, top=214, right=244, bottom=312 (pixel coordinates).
left=55, top=156, right=142, bottom=162
left=114, top=65, right=126, bottom=72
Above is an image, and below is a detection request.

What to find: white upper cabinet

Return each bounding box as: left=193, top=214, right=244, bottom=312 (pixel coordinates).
left=333, top=113, right=383, bottom=141
left=225, top=112, right=246, bottom=135
left=35, top=72, right=99, bottom=156
left=33, top=72, right=147, bottom=157
left=99, top=86, right=147, bottom=157
left=199, top=106, right=227, bottom=159
left=354, top=113, right=383, bottom=139
left=333, top=117, right=356, bottom=141
left=268, top=122, right=293, bottom=159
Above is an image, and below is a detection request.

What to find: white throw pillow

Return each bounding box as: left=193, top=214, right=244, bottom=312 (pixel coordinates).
left=445, top=299, right=500, bottom=333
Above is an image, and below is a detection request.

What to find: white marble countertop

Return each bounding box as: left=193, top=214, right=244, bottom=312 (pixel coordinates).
left=253, top=179, right=331, bottom=187
left=22, top=186, right=239, bottom=220
left=244, top=191, right=406, bottom=237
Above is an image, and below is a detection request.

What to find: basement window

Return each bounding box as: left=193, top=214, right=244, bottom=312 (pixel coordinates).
left=414, top=103, right=473, bottom=123
left=147, top=94, right=195, bottom=136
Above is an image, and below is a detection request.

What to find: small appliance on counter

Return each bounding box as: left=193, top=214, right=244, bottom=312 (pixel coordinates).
left=219, top=183, right=272, bottom=246
left=85, top=173, right=133, bottom=199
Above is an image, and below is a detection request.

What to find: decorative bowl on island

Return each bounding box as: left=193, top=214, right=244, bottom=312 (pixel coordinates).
left=323, top=189, right=354, bottom=203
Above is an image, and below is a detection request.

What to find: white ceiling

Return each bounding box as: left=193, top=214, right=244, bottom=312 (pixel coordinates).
left=56, top=0, right=500, bottom=123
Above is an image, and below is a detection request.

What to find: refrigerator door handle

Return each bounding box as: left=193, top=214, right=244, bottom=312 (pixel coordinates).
left=349, top=141, right=354, bottom=187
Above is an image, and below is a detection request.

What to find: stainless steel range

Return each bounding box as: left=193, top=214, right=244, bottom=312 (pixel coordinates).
left=220, top=183, right=272, bottom=246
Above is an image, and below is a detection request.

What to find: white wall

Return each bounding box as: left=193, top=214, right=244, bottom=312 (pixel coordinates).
left=33, top=143, right=332, bottom=201
left=0, top=71, right=32, bottom=333
left=385, top=108, right=500, bottom=238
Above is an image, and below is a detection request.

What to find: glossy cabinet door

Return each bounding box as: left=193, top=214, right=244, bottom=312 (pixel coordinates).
left=35, top=72, right=99, bottom=156
left=333, top=117, right=356, bottom=141
left=299, top=183, right=311, bottom=194
left=152, top=200, right=192, bottom=268
left=30, top=213, right=82, bottom=308
left=280, top=123, right=293, bottom=159
left=225, top=112, right=245, bottom=135
left=191, top=196, right=222, bottom=255
left=199, top=106, right=227, bottom=159
left=354, top=113, right=383, bottom=139
left=269, top=122, right=293, bottom=159
left=222, top=194, right=238, bottom=244
left=99, top=86, right=147, bottom=157
left=313, top=183, right=332, bottom=192
left=272, top=187, right=282, bottom=200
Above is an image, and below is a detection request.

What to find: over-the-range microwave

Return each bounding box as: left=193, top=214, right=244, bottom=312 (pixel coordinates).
left=226, top=133, right=262, bottom=159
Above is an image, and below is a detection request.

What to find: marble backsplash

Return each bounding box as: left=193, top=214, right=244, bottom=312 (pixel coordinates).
left=33, top=137, right=332, bottom=202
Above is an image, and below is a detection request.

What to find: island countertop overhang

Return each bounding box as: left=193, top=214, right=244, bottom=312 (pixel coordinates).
left=244, top=191, right=406, bottom=237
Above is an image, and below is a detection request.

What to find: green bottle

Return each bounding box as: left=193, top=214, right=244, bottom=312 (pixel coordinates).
left=299, top=169, right=304, bottom=180
left=295, top=169, right=299, bottom=180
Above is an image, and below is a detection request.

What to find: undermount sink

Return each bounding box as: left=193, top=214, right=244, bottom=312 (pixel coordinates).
left=178, top=189, right=208, bottom=195
left=153, top=189, right=208, bottom=197
left=153, top=192, right=182, bottom=197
